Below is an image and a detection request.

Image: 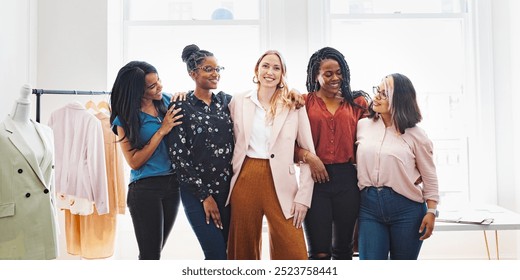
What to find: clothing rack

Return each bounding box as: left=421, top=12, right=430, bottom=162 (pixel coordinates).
left=32, top=89, right=110, bottom=123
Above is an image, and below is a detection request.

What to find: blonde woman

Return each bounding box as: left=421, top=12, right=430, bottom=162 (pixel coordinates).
left=226, top=50, right=316, bottom=260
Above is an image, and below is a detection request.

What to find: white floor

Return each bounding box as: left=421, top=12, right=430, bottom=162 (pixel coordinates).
left=55, top=207, right=520, bottom=260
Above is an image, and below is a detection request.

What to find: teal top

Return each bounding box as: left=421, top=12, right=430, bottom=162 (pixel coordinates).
left=112, top=93, right=173, bottom=183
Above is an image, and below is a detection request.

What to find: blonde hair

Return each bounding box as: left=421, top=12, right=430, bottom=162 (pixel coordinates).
left=253, top=50, right=295, bottom=119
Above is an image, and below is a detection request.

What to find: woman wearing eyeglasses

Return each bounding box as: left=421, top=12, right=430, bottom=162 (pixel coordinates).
left=167, top=44, right=234, bottom=260
left=355, top=73, right=439, bottom=260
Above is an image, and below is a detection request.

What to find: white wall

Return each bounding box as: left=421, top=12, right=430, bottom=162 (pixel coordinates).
left=0, top=0, right=112, bottom=123
left=510, top=1, right=520, bottom=215
left=265, top=0, right=310, bottom=92
left=35, top=0, right=111, bottom=125
left=0, top=0, right=36, bottom=120
left=468, top=0, right=498, bottom=204
left=1, top=0, right=519, bottom=260
left=493, top=0, right=520, bottom=214
left=492, top=0, right=520, bottom=259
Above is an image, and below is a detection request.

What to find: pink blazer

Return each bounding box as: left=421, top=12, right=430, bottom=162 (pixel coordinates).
left=226, top=91, right=316, bottom=219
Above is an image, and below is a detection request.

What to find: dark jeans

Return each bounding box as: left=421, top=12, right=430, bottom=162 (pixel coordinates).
left=303, top=162, right=360, bottom=260
left=180, top=184, right=230, bottom=260
left=358, top=187, right=426, bottom=260
left=127, top=174, right=180, bottom=260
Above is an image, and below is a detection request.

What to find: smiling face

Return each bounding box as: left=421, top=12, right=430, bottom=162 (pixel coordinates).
left=142, top=72, right=163, bottom=101
left=255, top=53, right=283, bottom=90
left=372, top=75, right=393, bottom=115
left=316, top=58, right=342, bottom=95
left=191, top=56, right=220, bottom=90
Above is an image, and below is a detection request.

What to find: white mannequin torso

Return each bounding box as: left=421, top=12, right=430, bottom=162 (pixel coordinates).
left=1, top=85, right=58, bottom=260
left=9, top=85, right=45, bottom=163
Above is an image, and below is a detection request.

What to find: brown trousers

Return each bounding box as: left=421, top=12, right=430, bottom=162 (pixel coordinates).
left=227, top=157, right=308, bottom=260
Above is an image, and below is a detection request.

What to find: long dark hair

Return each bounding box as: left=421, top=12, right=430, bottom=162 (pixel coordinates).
left=306, top=46, right=368, bottom=108
left=368, top=73, right=422, bottom=134
left=109, top=61, right=167, bottom=150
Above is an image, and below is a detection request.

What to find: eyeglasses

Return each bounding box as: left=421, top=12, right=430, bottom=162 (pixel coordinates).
left=195, top=66, right=225, bottom=73
left=372, top=86, right=388, bottom=100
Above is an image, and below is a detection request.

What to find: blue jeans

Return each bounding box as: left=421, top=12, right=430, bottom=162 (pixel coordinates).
left=358, top=187, right=426, bottom=260
left=127, top=174, right=180, bottom=260
left=180, top=184, right=230, bottom=260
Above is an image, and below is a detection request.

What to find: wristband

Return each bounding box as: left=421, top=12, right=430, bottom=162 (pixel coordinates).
left=426, top=208, right=439, bottom=218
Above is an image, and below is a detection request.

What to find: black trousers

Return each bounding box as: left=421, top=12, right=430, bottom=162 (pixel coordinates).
left=303, top=162, right=360, bottom=260
left=127, top=174, right=180, bottom=260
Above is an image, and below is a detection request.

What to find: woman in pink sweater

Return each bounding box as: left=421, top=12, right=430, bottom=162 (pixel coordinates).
left=355, top=73, right=439, bottom=260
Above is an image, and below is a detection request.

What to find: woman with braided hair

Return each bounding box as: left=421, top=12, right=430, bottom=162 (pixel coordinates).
left=295, top=46, right=369, bottom=260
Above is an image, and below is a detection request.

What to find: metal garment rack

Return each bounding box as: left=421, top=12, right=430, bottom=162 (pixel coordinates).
left=31, top=89, right=110, bottom=123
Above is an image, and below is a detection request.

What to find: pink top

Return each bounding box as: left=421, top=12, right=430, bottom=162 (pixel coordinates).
left=48, top=102, right=109, bottom=214
left=355, top=117, right=439, bottom=203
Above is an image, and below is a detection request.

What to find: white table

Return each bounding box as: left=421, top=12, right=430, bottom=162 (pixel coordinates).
left=435, top=204, right=520, bottom=259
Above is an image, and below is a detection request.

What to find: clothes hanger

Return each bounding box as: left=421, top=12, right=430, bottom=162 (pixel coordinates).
left=97, top=100, right=111, bottom=114
left=85, top=100, right=99, bottom=113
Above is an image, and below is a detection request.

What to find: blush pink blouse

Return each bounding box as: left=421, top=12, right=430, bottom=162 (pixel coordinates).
left=355, top=117, right=440, bottom=203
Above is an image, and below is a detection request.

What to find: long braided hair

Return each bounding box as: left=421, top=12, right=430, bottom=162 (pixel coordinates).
left=306, top=47, right=369, bottom=109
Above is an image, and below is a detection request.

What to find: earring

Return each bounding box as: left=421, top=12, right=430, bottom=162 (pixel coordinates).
left=313, top=82, right=319, bottom=92
left=252, top=76, right=259, bottom=84
left=278, top=83, right=284, bottom=88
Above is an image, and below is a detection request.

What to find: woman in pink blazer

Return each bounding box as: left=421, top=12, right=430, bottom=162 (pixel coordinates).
left=226, top=50, right=316, bottom=260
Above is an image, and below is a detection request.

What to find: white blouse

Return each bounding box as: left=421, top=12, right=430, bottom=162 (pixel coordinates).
left=246, top=91, right=272, bottom=159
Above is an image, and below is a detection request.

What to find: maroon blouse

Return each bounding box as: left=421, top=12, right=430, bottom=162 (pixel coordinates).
left=304, top=92, right=367, bottom=164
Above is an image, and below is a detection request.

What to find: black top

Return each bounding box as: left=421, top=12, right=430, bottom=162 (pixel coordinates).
left=167, top=91, right=234, bottom=201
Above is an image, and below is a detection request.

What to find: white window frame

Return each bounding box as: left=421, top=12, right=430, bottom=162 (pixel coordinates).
left=308, top=0, right=498, bottom=205
left=122, top=0, right=269, bottom=60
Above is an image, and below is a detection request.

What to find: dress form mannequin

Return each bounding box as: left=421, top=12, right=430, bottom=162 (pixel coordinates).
left=10, top=84, right=45, bottom=162
left=1, top=84, right=58, bottom=259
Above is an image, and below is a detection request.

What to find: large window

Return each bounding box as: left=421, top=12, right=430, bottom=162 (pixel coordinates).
left=124, top=0, right=264, bottom=94
left=122, top=0, right=266, bottom=259
left=124, top=0, right=478, bottom=205
left=327, top=0, right=472, bottom=203
left=118, top=0, right=496, bottom=259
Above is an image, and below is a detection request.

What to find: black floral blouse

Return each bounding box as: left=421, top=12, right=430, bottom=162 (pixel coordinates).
left=167, top=91, right=234, bottom=201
